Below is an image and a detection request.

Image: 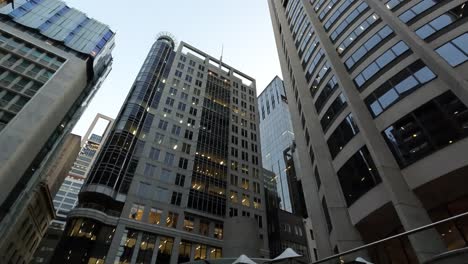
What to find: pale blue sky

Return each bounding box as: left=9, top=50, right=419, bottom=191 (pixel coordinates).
left=69, top=0, right=282, bottom=136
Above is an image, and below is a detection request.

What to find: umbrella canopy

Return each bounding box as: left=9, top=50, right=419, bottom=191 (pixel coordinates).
left=272, top=248, right=302, bottom=261
left=233, top=254, right=258, bottom=264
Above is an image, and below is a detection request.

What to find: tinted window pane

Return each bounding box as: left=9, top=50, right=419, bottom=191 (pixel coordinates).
left=337, top=147, right=381, bottom=206
left=436, top=43, right=467, bottom=66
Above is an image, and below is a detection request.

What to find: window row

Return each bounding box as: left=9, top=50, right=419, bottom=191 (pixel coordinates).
left=345, top=25, right=394, bottom=70
left=320, top=93, right=348, bottom=132
left=383, top=91, right=468, bottom=168
left=354, top=41, right=410, bottom=89
left=415, top=3, right=468, bottom=40
left=435, top=33, right=468, bottom=67
left=327, top=114, right=360, bottom=158
left=324, top=0, right=358, bottom=31
left=399, top=0, right=440, bottom=24
left=337, top=13, right=380, bottom=55
left=365, top=60, right=436, bottom=117
left=330, top=2, right=369, bottom=42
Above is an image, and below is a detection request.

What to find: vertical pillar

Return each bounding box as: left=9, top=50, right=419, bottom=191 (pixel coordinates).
left=169, top=236, right=181, bottom=264
left=150, top=236, right=161, bottom=264
left=105, top=224, right=126, bottom=264
left=130, top=232, right=142, bottom=264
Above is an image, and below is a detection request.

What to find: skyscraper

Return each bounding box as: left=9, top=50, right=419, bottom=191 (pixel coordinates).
left=268, top=0, right=468, bottom=263
left=0, top=0, right=114, bottom=262
left=52, top=33, right=268, bottom=264
left=259, top=76, right=314, bottom=261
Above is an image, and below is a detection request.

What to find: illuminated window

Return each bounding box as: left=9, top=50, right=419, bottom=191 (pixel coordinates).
left=242, top=194, right=250, bottom=207
left=166, top=212, right=178, bottom=228
left=184, top=215, right=194, bottom=232
left=194, top=244, right=207, bottom=260
left=230, top=190, right=238, bottom=203
left=214, top=223, right=223, bottom=239
left=129, top=204, right=144, bottom=221
left=148, top=208, right=162, bottom=225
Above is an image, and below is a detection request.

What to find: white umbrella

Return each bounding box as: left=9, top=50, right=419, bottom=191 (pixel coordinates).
left=233, top=254, right=257, bottom=264
left=355, top=257, right=374, bottom=264
left=272, top=248, right=302, bottom=261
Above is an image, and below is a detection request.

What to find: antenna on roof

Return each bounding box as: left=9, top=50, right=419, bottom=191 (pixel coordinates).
left=219, top=44, right=224, bottom=69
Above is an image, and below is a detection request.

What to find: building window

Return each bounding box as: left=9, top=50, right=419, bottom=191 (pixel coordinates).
left=345, top=26, right=394, bottom=70
left=175, top=173, right=185, bottom=187
left=214, top=223, right=223, bottom=239
left=171, top=192, right=182, bottom=206
left=365, top=60, right=436, bottom=117
left=320, top=93, right=347, bottom=131
left=199, top=220, right=210, bottom=236
left=354, top=41, right=411, bottom=89
left=241, top=178, right=249, bottom=190
left=329, top=2, right=370, bottom=42
left=415, top=3, right=468, bottom=40
left=148, top=208, right=162, bottom=225
left=194, top=244, right=207, bottom=260
left=178, top=241, right=192, bottom=263
left=166, top=212, right=178, bottom=228
left=337, top=13, right=380, bottom=55
left=242, top=194, right=250, bottom=207
left=435, top=33, right=468, bottom=67
left=327, top=114, right=360, bottom=158
left=129, top=204, right=144, bottom=221
left=164, top=152, right=175, bottom=166
left=314, top=167, right=321, bottom=189
left=230, top=190, right=238, bottom=203
left=337, top=147, right=381, bottom=206
left=184, top=215, right=194, bottom=232
left=178, top=157, right=189, bottom=169
left=399, top=0, right=441, bottom=24
left=253, top=197, right=261, bottom=209
left=383, top=91, right=468, bottom=167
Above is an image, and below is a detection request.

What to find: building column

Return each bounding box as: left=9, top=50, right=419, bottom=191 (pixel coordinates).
left=105, top=224, right=126, bottom=264
left=169, top=236, right=181, bottom=264
left=130, top=232, right=142, bottom=264
left=190, top=242, right=197, bottom=261
left=150, top=236, right=161, bottom=264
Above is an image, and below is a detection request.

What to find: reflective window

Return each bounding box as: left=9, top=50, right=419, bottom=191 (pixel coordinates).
left=384, top=0, right=408, bottom=10
left=129, top=204, right=144, bottom=221
left=416, top=3, right=467, bottom=40
left=383, top=91, right=468, bottom=167
left=399, top=0, right=441, bottom=23
left=327, top=114, right=360, bottom=158
left=324, top=0, right=358, bottom=31
left=330, top=2, right=369, bottom=41
left=354, top=41, right=411, bottom=89
left=345, top=26, right=394, bottom=70
left=320, top=93, right=348, bottom=131
left=305, top=49, right=325, bottom=81
left=319, top=0, right=340, bottom=21
left=337, top=13, right=381, bottom=55
left=435, top=33, right=468, bottom=67
left=315, top=75, right=339, bottom=112
left=337, top=147, right=381, bottom=206
left=365, top=60, right=436, bottom=117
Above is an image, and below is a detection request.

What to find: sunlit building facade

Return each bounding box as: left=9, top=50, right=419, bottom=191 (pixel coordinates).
left=268, top=0, right=468, bottom=263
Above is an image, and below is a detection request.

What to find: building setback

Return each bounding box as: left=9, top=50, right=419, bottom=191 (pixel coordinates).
left=0, top=0, right=114, bottom=263
left=51, top=33, right=268, bottom=264
left=268, top=0, right=468, bottom=263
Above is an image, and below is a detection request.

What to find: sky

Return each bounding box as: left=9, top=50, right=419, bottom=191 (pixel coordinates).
left=69, top=0, right=282, bottom=136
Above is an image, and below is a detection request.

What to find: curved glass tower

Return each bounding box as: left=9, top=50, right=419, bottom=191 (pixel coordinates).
left=268, top=0, right=468, bottom=263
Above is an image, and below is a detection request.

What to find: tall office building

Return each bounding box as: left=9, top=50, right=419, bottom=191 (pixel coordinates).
left=0, top=0, right=114, bottom=262
left=52, top=33, right=268, bottom=264
left=259, top=76, right=297, bottom=213
left=268, top=0, right=468, bottom=263
left=33, top=114, right=113, bottom=264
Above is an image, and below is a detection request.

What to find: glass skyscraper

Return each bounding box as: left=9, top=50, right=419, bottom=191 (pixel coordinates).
left=52, top=33, right=268, bottom=264
left=268, top=0, right=468, bottom=263
left=258, top=76, right=296, bottom=213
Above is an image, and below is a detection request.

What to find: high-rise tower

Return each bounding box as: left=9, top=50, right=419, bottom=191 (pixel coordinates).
left=268, top=0, right=468, bottom=263
left=52, top=34, right=268, bottom=264
left=0, top=0, right=114, bottom=262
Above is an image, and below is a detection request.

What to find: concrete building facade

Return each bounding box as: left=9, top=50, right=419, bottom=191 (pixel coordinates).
left=268, top=0, right=468, bottom=263
left=0, top=133, right=81, bottom=263
left=0, top=0, right=114, bottom=263
left=51, top=33, right=268, bottom=264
